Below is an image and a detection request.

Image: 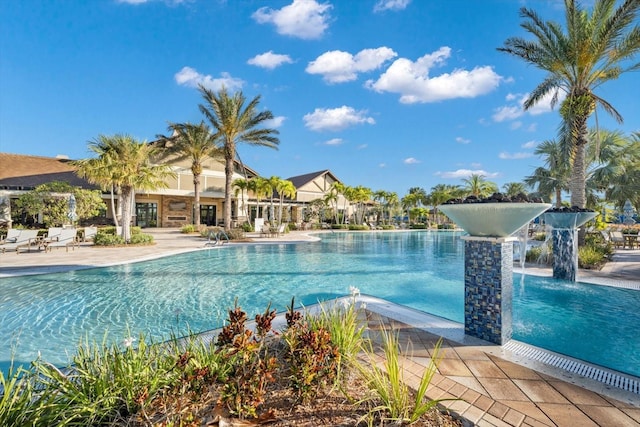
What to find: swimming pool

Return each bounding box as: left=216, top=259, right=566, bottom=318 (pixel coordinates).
left=1, top=231, right=639, bottom=378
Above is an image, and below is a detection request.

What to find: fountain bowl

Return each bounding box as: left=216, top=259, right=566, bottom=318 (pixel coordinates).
left=439, top=202, right=551, bottom=237
left=541, top=211, right=597, bottom=229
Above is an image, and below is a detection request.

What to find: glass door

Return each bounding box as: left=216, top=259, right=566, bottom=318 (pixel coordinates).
left=135, top=203, right=157, bottom=227
left=200, top=205, right=216, bottom=226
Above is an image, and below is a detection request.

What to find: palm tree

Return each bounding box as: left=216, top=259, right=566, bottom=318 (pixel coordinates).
left=524, top=139, right=571, bottom=207
left=72, top=135, right=122, bottom=227
left=199, top=86, right=279, bottom=231
left=429, top=184, right=462, bottom=224
left=156, top=121, right=220, bottom=227
left=499, top=0, right=640, bottom=208
left=233, top=178, right=250, bottom=221
left=74, top=134, right=175, bottom=241
left=266, top=176, right=281, bottom=222
left=462, top=174, right=497, bottom=198
left=502, top=182, right=527, bottom=198
left=275, top=179, right=296, bottom=225
left=248, top=176, right=271, bottom=221
left=350, top=185, right=372, bottom=225
left=329, top=182, right=347, bottom=224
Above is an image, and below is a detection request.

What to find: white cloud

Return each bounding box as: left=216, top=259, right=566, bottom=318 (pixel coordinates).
left=404, top=157, right=420, bottom=164
left=174, top=66, right=244, bottom=91
left=247, top=51, right=293, bottom=70
left=357, top=144, right=368, bottom=149
left=373, top=0, right=411, bottom=13
left=509, top=121, right=522, bottom=130
left=264, top=116, right=287, bottom=128
left=366, top=47, right=502, bottom=103
left=324, top=138, right=343, bottom=145
left=492, top=91, right=564, bottom=123
left=435, top=169, right=500, bottom=179
left=455, top=136, right=470, bottom=144
left=498, top=151, right=533, bottom=159
left=492, top=105, right=522, bottom=122
left=306, top=47, right=397, bottom=83
left=303, top=106, right=375, bottom=132
left=521, top=140, right=537, bottom=149
left=252, top=0, right=332, bottom=40
left=379, top=163, right=387, bottom=168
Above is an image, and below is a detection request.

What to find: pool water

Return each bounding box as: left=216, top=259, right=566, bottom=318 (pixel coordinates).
left=1, top=231, right=639, bottom=377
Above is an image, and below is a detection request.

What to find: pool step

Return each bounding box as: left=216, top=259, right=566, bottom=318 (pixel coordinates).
left=503, top=341, right=640, bottom=395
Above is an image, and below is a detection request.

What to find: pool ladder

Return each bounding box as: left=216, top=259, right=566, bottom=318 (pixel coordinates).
left=205, top=230, right=229, bottom=246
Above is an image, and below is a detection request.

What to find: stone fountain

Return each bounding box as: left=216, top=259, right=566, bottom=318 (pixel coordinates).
left=540, top=208, right=598, bottom=282
left=439, top=194, right=551, bottom=345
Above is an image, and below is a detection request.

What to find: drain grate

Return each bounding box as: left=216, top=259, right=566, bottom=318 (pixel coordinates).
left=503, top=341, right=640, bottom=394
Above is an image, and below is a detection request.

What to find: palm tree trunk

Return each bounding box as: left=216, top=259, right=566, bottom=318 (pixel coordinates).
left=224, top=156, right=233, bottom=231
left=110, top=185, right=119, bottom=227
left=570, top=119, right=588, bottom=209
left=120, top=186, right=133, bottom=242
left=194, top=174, right=201, bottom=227
left=555, top=188, right=562, bottom=208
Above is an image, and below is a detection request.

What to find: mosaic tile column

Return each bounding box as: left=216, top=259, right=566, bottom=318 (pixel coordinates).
left=463, top=237, right=514, bottom=345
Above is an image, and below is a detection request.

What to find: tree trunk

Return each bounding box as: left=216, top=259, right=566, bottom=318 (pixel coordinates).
left=120, top=186, right=133, bottom=242
left=110, top=186, right=119, bottom=227
left=194, top=174, right=201, bottom=227
left=224, top=154, right=233, bottom=232
left=555, top=188, right=562, bottom=208
left=569, top=119, right=588, bottom=209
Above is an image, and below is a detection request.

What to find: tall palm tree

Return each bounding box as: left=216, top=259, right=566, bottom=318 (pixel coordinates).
left=74, top=134, right=175, bottom=241
left=248, top=176, right=271, bottom=221
left=156, top=121, right=220, bottom=227
left=266, top=176, right=281, bottom=222
left=232, top=178, right=250, bottom=221
left=350, top=185, right=372, bottom=225
left=462, top=174, right=498, bottom=198
left=199, top=86, right=279, bottom=231
left=72, top=135, right=122, bottom=227
left=275, top=179, right=296, bottom=225
left=525, top=139, right=572, bottom=207
left=499, top=0, right=640, bottom=208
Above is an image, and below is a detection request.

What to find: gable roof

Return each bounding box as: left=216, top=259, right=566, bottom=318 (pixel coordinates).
left=286, top=170, right=341, bottom=189
left=0, top=153, right=98, bottom=190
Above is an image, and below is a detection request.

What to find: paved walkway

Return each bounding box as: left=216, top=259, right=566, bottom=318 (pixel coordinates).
left=1, top=228, right=639, bottom=426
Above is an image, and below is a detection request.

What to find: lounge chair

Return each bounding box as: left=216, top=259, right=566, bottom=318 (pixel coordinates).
left=46, top=227, right=79, bottom=252
left=1, top=229, right=40, bottom=253
left=44, top=227, right=63, bottom=243
left=276, top=223, right=286, bottom=236
left=83, top=226, right=97, bottom=242
left=0, top=229, right=21, bottom=245
left=260, top=224, right=272, bottom=237
left=609, top=231, right=625, bottom=249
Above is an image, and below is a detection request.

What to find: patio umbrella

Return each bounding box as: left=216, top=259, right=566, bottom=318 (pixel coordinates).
left=67, top=193, right=78, bottom=223
left=0, top=193, right=11, bottom=227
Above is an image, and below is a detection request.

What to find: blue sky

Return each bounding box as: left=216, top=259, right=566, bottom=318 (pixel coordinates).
left=1, top=0, right=638, bottom=197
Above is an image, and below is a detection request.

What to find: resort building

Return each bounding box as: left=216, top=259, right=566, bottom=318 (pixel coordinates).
left=0, top=152, right=352, bottom=228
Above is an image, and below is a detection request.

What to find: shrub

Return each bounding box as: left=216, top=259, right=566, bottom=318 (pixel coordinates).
left=34, top=333, right=178, bottom=426
left=437, top=224, right=454, bottom=229
left=241, top=222, right=254, bottom=232
left=409, top=223, right=428, bottom=229
left=347, top=224, right=369, bottom=231
left=355, top=329, right=451, bottom=424
left=129, top=233, right=154, bottom=245
left=94, top=232, right=125, bottom=246
left=215, top=302, right=278, bottom=418
left=283, top=299, right=340, bottom=403
left=331, top=224, right=348, bottom=230
left=180, top=224, right=199, bottom=234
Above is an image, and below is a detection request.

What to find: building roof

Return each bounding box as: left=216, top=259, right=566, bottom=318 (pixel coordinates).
left=0, top=153, right=99, bottom=190
left=286, top=170, right=340, bottom=189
